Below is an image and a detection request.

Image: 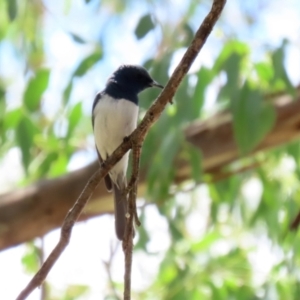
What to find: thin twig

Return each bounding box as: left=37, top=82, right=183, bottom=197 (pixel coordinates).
left=17, top=169, right=103, bottom=300
left=122, top=184, right=135, bottom=300
left=16, top=1, right=226, bottom=299
left=124, top=175, right=139, bottom=300
left=131, top=140, right=142, bottom=227
left=123, top=138, right=142, bottom=300
left=123, top=189, right=134, bottom=300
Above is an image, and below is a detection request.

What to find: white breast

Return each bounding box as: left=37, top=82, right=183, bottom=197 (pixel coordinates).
left=93, top=94, right=138, bottom=186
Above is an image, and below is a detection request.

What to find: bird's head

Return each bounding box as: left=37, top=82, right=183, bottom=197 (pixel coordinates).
left=107, top=65, right=164, bottom=95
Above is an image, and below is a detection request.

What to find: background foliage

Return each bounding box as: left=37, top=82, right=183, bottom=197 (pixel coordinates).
left=1, top=0, right=300, bottom=299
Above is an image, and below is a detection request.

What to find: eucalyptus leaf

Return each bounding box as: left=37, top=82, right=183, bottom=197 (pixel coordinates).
left=21, top=243, right=39, bottom=274
left=16, top=116, right=40, bottom=171
left=213, top=40, right=248, bottom=73
left=23, top=69, right=50, bottom=112
left=191, top=231, right=220, bottom=252
left=67, top=102, right=82, bottom=138
left=73, top=49, right=102, bottom=77
left=187, top=145, right=202, bottom=182
left=232, top=83, right=275, bottom=154
left=135, top=14, right=155, bottom=39
left=3, top=108, right=22, bottom=129
left=147, top=128, right=181, bottom=198
left=70, top=32, right=86, bottom=44
left=63, top=80, right=73, bottom=105
left=6, top=0, right=17, bottom=21
left=271, top=41, right=295, bottom=95
left=217, top=52, right=242, bottom=103
left=62, top=284, right=89, bottom=299
left=49, top=154, right=68, bottom=177
left=39, top=152, right=59, bottom=177
left=193, top=67, right=213, bottom=116
left=254, top=62, right=274, bottom=83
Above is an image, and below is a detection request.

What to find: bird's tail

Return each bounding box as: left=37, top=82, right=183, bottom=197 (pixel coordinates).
left=112, top=182, right=127, bottom=240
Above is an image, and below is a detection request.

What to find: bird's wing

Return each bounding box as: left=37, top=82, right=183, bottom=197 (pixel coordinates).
left=91, top=92, right=102, bottom=128
left=92, top=92, right=113, bottom=192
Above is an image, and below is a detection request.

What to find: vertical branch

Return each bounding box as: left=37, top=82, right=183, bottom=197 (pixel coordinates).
left=123, top=191, right=134, bottom=300
left=123, top=140, right=142, bottom=300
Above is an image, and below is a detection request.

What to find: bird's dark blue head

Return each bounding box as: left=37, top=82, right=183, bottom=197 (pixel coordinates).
left=105, top=65, right=163, bottom=104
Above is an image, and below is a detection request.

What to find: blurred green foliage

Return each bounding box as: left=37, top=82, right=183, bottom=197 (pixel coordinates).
left=0, top=0, right=300, bottom=299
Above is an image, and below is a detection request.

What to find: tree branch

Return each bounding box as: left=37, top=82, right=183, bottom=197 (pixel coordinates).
left=15, top=1, right=226, bottom=299
left=16, top=169, right=103, bottom=300
left=123, top=139, right=142, bottom=300
left=1, top=86, right=299, bottom=252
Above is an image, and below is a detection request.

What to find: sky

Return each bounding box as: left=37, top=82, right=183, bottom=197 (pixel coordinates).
left=1, top=0, right=300, bottom=299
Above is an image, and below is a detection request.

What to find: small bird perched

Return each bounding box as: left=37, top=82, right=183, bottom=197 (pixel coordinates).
left=92, top=65, right=163, bottom=240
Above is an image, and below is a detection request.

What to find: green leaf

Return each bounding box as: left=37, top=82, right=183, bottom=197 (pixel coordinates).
left=0, top=90, right=6, bottom=123
left=3, top=108, right=22, bottom=129
left=271, top=41, right=295, bottom=95
left=287, top=141, right=300, bottom=168
left=73, top=49, right=102, bottom=77
left=16, top=116, right=39, bottom=171
left=135, top=14, right=155, bottom=39
left=67, top=102, right=82, bottom=138
left=174, top=77, right=193, bottom=122
left=39, top=152, right=59, bottom=176
left=34, top=134, right=60, bottom=152
left=187, top=145, right=202, bottom=182
left=193, top=67, right=213, bottom=116
left=213, top=40, right=248, bottom=73
left=191, top=231, right=220, bottom=252
left=147, top=128, right=181, bottom=198
left=23, top=69, right=50, bottom=112
left=70, top=32, right=86, bottom=43
left=63, top=80, right=73, bottom=105
left=6, top=0, right=17, bottom=21
left=0, top=91, right=6, bottom=144
left=232, top=83, right=275, bottom=154
left=169, top=220, right=184, bottom=240
left=21, top=243, right=39, bottom=274
left=49, top=154, right=68, bottom=177
left=225, top=53, right=242, bottom=88
left=62, top=284, right=89, bottom=300
left=255, top=62, right=274, bottom=83
left=217, top=52, right=242, bottom=103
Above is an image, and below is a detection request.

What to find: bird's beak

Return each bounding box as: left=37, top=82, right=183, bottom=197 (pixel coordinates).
left=150, top=80, right=164, bottom=89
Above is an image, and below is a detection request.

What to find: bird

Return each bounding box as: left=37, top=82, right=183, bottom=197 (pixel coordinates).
left=92, top=65, right=164, bottom=240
